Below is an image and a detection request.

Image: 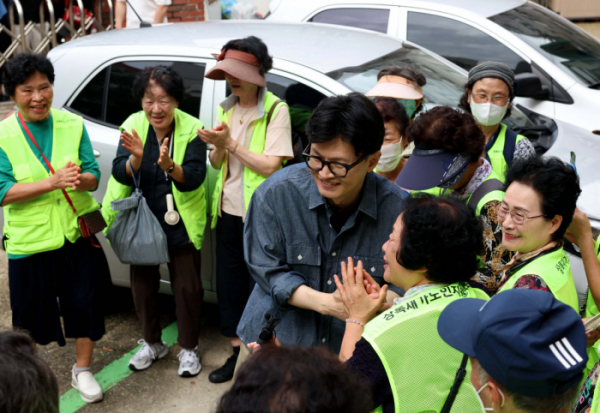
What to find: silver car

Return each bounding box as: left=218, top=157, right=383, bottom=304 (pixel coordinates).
left=5, top=20, right=598, bottom=304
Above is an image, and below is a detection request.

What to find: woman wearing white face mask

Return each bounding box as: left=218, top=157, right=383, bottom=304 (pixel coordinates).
left=372, top=97, right=411, bottom=182
left=458, top=62, right=535, bottom=182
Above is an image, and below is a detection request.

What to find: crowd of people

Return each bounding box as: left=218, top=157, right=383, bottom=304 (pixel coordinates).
left=1, top=33, right=600, bottom=413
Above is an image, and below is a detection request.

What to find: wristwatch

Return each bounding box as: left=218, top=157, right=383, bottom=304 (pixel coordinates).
left=167, top=162, right=175, bottom=174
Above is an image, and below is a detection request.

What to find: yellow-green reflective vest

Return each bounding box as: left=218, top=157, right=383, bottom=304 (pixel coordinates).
left=497, top=247, right=578, bottom=311
left=0, top=109, right=99, bottom=255
left=486, top=123, right=527, bottom=183
left=101, top=109, right=207, bottom=250
left=582, top=236, right=600, bottom=382
left=210, top=91, right=287, bottom=228
left=413, top=168, right=505, bottom=217
left=363, top=283, right=489, bottom=413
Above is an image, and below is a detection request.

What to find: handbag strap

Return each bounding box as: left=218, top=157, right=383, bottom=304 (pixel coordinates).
left=127, top=157, right=141, bottom=189
left=17, top=112, right=77, bottom=214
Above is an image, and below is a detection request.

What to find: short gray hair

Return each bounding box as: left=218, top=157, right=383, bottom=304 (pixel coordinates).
left=475, top=362, right=579, bottom=413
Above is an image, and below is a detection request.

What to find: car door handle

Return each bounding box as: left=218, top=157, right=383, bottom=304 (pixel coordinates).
left=93, top=150, right=101, bottom=158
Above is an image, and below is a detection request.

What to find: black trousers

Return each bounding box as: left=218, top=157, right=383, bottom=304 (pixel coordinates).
left=9, top=237, right=107, bottom=346
left=216, top=212, right=255, bottom=337
left=130, top=243, right=203, bottom=350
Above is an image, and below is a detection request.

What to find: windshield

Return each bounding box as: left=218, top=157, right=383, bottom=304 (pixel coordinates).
left=326, top=45, right=531, bottom=127
left=489, top=3, right=600, bottom=88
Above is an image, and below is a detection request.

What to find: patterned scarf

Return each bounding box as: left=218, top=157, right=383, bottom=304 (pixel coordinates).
left=497, top=240, right=561, bottom=284
left=451, top=158, right=492, bottom=202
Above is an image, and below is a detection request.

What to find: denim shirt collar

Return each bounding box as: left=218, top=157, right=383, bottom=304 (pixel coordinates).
left=219, top=86, right=267, bottom=120
left=308, top=172, right=378, bottom=220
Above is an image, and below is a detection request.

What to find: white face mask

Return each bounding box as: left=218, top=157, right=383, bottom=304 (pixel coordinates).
left=470, top=98, right=508, bottom=127
left=475, top=382, right=505, bottom=412
left=376, top=140, right=403, bottom=172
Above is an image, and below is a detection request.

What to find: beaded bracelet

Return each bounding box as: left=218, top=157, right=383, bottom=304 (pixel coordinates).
left=346, top=318, right=365, bottom=327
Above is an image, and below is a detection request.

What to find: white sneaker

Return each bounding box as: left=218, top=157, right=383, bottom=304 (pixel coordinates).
left=178, top=347, right=201, bottom=377
left=71, top=365, right=103, bottom=403
left=128, top=339, right=169, bottom=371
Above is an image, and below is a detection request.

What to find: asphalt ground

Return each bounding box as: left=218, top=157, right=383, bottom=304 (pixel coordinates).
left=0, top=250, right=233, bottom=413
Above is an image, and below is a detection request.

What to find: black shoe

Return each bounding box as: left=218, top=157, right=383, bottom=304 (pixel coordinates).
left=209, top=353, right=238, bottom=383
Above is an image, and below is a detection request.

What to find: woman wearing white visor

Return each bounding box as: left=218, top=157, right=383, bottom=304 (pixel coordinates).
left=366, top=66, right=425, bottom=183
left=458, top=61, right=535, bottom=181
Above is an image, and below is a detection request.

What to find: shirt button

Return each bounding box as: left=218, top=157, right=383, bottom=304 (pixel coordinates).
left=298, top=255, right=302, bottom=260
left=322, top=338, right=326, bottom=343
left=371, top=267, right=376, bottom=273
left=327, top=279, right=332, bottom=285
left=331, top=252, right=337, bottom=257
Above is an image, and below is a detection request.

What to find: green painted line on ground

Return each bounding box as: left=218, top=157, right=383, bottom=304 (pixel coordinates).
left=59, top=322, right=179, bottom=413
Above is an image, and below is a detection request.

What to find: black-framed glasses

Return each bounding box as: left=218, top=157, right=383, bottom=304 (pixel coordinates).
left=495, top=203, right=547, bottom=225
left=302, top=144, right=367, bottom=178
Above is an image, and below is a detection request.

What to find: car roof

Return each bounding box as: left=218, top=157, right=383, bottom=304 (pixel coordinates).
left=58, top=20, right=411, bottom=73
left=269, top=0, right=526, bottom=19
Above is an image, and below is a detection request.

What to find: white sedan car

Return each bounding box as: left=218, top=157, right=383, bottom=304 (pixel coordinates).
left=5, top=21, right=598, bottom=304
left=266, top=0, right=600, bottom=134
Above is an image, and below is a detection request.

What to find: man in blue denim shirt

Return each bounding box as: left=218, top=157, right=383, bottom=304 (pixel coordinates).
left=237, top=93, right=408, bottom=353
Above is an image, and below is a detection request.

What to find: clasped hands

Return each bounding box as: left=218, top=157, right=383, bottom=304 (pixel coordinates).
left=51, top=161, right=81, bottom=191
left=333, top=257, right=390, bottom=325
left=197, top=122, right=236, bottom=151
left=121, top=128, right=173, bottom=172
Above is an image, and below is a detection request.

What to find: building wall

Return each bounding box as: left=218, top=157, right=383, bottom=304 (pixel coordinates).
left=167, top=0, right=207, bottom=22
left=546, top=0, right=600, bottom=19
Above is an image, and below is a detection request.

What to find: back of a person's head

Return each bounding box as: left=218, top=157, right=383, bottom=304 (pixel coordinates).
left=407, top=106, right=484, bottom=158
left=306, top=92, right=384, bottom=157
left=398, top=194, right=483, bottom=284
left=216, top=345, right=373, bottom=413
left=0, top=332, right=59, bottom=413
left=504, top=156, right=581, bottom=240
left=474, top=362, right=578, bottom=413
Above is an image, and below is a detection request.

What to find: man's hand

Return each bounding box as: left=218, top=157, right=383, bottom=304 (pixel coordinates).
left=566, top=208, right=593, bottom=247
left=198, top=122, right=233, bottom=150
left=121, top=128, right=144, bottom=160
left=334, top=258, right=388, bottom=325
left=157, top=137, right=173, bottom=172
left=50, top=161, right=80, bottom=191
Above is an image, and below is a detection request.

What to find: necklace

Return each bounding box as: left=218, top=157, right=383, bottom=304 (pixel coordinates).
left=238, top=104, right=255, bottom=125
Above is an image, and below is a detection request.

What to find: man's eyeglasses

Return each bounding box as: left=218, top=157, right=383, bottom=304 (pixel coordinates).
left=302, top=145, right=367, bottom=178
left=495, top=204, right=547, bottom=225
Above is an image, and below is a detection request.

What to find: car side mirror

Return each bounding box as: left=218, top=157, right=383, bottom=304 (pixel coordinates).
left=515, top=72, right=549, bottom=100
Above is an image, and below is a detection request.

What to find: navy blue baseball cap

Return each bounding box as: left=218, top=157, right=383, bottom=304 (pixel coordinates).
left=438, top=289, right=587, bottom=398
left=395, top=142, right=473, bottom=190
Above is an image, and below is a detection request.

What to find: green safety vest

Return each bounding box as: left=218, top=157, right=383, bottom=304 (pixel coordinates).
left=582, top=237, right=600, bottom=382
left=414, top=168, right=505, bottom=217
left=101, top=109, right=207, bottom=250
left=497, top=246, right=578, bottom=311
left=486, top=123, right=527, bottom=183
left=0, top=109, right=99, bottom=255
left=210, top=90, right=287, bottom=228
left=363, top=283, right=489, bottom=413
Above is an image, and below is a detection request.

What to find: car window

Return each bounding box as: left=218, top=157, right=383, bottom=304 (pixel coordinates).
left=326, top=45, right=532, bottom=128
left=407, top=12, right=527, bottom=72
left=489, top=3, right=600, bottom=88
left=68, top=60, right=206, bottom=128
left=266, top=73, right=326, bottom=148
left=309, top=8, right=390, bottom=34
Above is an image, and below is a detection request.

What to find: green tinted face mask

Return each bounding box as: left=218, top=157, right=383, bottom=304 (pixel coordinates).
left=398, top=99, right=417, bottom=118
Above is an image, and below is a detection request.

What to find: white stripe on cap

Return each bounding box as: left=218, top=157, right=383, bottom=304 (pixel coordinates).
left=555, top=341, right=577, bottom=366
left=549, top=343, right=571, bottom=369
left=561, top=337, right=584, bottom=363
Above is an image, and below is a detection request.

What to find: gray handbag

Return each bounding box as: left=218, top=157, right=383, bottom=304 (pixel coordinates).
left=106, top=159, right=170, bottom=265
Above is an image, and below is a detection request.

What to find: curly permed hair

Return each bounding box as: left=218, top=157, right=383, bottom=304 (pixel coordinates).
left=397, top=194, right=483, bottom=284
left=1, top=53, right=54, bottom=96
